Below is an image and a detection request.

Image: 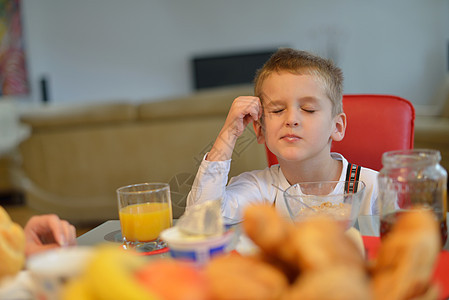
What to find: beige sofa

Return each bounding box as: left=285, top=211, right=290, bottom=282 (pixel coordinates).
left=11, top=81, right=449, bottom=224
left=15, top=85, right=267, bottom=224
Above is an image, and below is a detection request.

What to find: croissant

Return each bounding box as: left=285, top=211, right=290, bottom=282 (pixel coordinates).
left=371, top=209, right=441, bottom=300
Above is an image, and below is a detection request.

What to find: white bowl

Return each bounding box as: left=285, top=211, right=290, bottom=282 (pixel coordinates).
left=284, top=181, right=366, bottom=228
left=161, top=227, right=234, bottom=266
left=27, top=247, right=93, bottom=300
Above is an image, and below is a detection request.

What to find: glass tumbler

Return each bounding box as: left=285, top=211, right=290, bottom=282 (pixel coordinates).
left=378, top=149, right=448, bottom=246
left=117, top=183, right=173, bottom=252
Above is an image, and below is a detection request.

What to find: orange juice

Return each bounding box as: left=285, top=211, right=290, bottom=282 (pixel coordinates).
left=119, top=202, right=172, bottom=242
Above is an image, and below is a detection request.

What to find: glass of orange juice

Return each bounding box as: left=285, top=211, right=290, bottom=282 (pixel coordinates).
left=117, top=183, right=173, bottom=252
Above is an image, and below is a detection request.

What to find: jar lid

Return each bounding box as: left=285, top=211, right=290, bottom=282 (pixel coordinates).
left=381, top=149, right=441, bottom=168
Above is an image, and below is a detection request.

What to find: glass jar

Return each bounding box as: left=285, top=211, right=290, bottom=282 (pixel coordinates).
left=378, top=149, right=448, bottom=246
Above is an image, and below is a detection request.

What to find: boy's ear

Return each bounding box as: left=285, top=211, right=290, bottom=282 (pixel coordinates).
left=331, top=113, right=346, bottom=142
left=253, top=120, right=266, bottom=144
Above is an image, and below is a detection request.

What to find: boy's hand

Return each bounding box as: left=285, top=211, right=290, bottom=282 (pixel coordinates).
left=207, top=96, right=262, bottom=161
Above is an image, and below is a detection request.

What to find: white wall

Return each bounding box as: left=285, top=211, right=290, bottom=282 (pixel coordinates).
left=20, top=0, right=449, bottom=105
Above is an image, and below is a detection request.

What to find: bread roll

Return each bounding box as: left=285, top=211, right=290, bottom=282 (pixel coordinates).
left=208, top=204, right=441, bottom=300
left=0, top=206, right=25, bottom=279
left=206, top=254, right=289, bottom=300
left=371, top=209, right=440, bottom=300
left=284, top=266, right=372, bottom=300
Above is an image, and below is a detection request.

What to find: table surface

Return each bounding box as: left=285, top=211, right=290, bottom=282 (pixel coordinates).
left=75, top=215, right=449, bottom=300
left=2, top=216, right=445, bottom=300
left=77, top=214, right=449, bottom=251
left=77, top=215, right=382, bottom=247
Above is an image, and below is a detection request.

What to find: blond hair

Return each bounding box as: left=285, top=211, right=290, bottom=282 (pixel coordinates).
left=254, top=48, right=344, bottom=116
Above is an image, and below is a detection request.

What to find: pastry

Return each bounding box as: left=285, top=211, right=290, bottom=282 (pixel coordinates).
left=291, top=215, right=365, bottom=272
left=371, top=209, right=440, bottom=300
left=0, top=206, right=25, bottom=279
left=243, top=204, right=297, bottom=266
left=206, top=253, right=289, bottom=300
left=283, top=266, right=371, bottom=300
left=197, top=204, right=441, bottom=300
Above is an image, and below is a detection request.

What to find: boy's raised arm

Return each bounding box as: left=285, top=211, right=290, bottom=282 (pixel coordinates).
left=207, top=96, right=262, bottom=161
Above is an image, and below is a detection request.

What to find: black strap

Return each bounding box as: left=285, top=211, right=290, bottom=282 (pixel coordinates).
left=345, top=163, right=361, bottom=193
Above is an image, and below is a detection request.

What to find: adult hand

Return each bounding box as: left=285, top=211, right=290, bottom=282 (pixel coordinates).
left=24, top=214, right=77, bottom=257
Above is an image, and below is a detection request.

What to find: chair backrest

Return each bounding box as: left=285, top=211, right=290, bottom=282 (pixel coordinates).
left=265, top=94, right=415, bottom=171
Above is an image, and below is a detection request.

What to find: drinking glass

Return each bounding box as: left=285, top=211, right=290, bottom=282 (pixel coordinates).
left=117, top=183, right=173, bottom=252
left=283, top=181, right=366, bottom=228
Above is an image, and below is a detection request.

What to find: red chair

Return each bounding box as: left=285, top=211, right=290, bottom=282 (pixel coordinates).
left=265, top=94, right=415, bottom=171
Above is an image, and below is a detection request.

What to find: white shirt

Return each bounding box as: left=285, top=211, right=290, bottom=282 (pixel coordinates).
left=186, top=153, right=379, bottom=222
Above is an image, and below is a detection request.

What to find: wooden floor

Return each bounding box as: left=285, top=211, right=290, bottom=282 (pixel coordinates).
left=3, top=203, right=98, bottom=237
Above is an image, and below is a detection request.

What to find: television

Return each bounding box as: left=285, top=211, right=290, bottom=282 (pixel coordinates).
left=191, top=48, right=278, bottom=90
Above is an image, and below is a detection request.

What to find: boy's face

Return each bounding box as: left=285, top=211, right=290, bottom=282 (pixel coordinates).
left=253, top=72, right=346, bottom=164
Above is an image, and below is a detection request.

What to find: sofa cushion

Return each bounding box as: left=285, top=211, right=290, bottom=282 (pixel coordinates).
left=442, top=94, right=449, bottom=118
left=138, top=85, right=254, bottom=120
left=20, top=102, right=137, bottom=130
left=437, top=74, right=449, bottom=118
left=414, top=116, right=449, bottom=172
left=414, top=116, right=449, bottom=145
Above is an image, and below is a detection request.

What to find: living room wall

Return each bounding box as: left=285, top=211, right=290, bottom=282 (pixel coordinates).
left=20, top=0, right=449, bottom=106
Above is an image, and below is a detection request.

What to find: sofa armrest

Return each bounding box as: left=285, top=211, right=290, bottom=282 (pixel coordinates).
left=138, top=85, right=253, bottom=120
left=19, top=101, right=138, bottom=130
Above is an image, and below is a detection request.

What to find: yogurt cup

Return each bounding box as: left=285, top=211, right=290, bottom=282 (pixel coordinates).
left=161, top=227, right=234, bottom=266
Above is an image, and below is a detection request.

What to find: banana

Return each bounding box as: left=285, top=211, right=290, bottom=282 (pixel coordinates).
left=62, top=278, right=96, bottom=300
left=84, top=245, right=159, bottom=300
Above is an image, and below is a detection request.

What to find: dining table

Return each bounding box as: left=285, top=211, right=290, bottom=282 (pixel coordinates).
left=77, top=214, right=449, bottom=300
left=1, top=215, right=448, bottom=299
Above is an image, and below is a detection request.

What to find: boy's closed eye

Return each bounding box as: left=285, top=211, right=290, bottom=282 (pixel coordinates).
left=267, top=105, right=316, bottom=114
left=300, top=97, right=321, bottom=113
left=301, top=106, right=316, bottom=113
left=264, top=101, right=285, bottom=114
left=270, top=107, right=285, bottom=114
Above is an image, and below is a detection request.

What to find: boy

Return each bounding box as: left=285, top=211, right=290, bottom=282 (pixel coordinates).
left=186, top=48, right=378, bottom=222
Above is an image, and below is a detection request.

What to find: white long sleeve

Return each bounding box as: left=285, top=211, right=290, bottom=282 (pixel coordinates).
left=186, top=153, right=379, bottom=222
